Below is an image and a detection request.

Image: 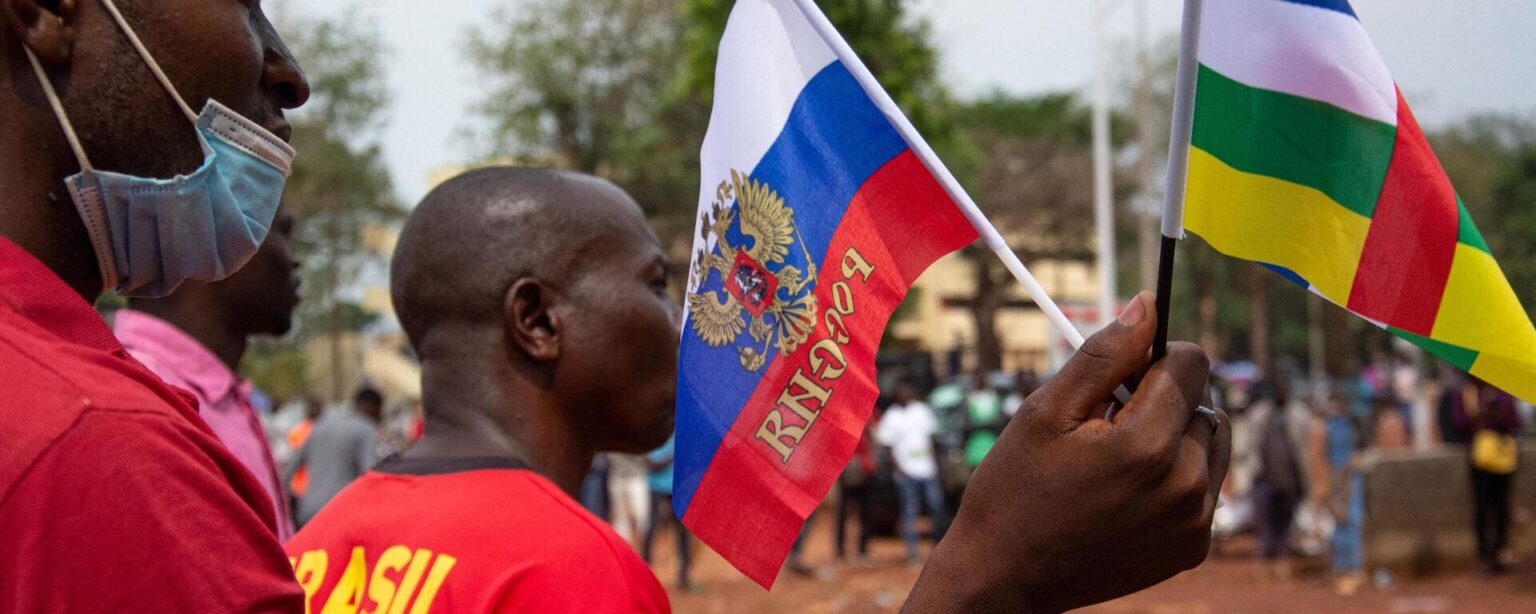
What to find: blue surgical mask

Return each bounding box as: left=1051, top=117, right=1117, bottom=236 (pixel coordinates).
left=24, top=0, right=295, bottom=298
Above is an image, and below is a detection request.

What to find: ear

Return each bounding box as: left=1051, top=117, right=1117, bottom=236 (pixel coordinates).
left=2, top=0, right=78, bottom=66
left=504, top=278, right=562, bottom=362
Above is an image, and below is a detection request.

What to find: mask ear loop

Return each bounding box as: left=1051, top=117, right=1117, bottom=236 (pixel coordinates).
left=22, top=47, right=93, bottom=173
left=98, top=0, right=199, bottom=124
left=24, top=46, right=119, bottom=292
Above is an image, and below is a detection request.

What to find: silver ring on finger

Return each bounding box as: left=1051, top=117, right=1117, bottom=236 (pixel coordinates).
left=1194, top=405, right=1220, bottom=431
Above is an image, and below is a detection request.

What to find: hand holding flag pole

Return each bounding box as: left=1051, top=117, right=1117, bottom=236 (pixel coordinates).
left=791, top=0, right=1133, bottom=403
left=1151, top=0, right=1206, bottom=365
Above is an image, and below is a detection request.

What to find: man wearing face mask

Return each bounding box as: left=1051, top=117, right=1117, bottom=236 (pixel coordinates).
left=0, top=0, right=309, bottom=610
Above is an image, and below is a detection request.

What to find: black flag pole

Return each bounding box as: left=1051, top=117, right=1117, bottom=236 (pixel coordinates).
left=1152, top=237, right=1179, bottom=363
left=1151, top=0, right=1205, bottom=364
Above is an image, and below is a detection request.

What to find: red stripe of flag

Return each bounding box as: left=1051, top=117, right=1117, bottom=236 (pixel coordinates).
left=682, top=150, right=977, bottom=587
left=1346, top=89, right=1459, bottom=335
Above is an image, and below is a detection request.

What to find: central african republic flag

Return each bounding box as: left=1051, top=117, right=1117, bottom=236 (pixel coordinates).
left=1183, top=0, right=1536, bottom=402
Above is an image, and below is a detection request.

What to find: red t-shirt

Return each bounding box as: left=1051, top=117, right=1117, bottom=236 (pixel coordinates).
left=0, top=238, right=303, bottom=611
left=285, top=457, right=671, bottom=613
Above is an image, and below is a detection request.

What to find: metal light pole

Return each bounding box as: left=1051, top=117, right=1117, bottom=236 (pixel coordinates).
left=1091, top=0, right=1118, bottom=328
left=1134, top=0, right=1161, bottom=294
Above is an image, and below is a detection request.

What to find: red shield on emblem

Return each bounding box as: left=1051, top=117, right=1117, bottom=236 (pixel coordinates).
left=726, top=250, right=778, bottom=317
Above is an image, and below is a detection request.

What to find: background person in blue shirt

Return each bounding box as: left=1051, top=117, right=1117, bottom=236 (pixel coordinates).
left=644, top=434, right=692, bottom=590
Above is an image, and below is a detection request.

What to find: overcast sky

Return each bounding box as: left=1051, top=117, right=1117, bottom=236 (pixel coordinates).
left=277, top=0, right=1536, bottom=206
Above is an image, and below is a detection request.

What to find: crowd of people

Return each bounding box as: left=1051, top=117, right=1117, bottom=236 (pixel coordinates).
left=1206, top=353, right=1528, bottom=596
left=102, top=257, right=1528, bottom=606
left=592, top=350, right=1525, bottom=600
left=3, top=0, right=1228, bottom=611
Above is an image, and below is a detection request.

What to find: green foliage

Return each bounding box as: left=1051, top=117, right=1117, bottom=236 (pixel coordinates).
left=465, top=0, right=681, bottom=170
left=466, top=0, right=957, bottom=244
left=680, top=0, right=956, bottom=147
left=242, top=339, right=311, bottom=405
left=944, top=91, right=1110, bottom=372
left=236, top=11, right=401, bottom=399
left=958, top=92, right=1095, bottom=146
left=1432, top=115, right=1536, bottom=323
left=950, top=92, right=1105, bottom=261
left=282, top=12, right=403, bottom=337
left=1488, top=148, right=1536, bottom=322
left=288, top=17, right=390, bottom=135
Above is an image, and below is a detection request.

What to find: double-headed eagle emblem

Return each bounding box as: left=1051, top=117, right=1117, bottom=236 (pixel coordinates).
left=688, top=170, right=818, bottom=371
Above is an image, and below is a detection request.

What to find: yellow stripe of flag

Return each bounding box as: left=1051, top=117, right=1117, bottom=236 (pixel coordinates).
left=1185, top=148, right=1371, bottom=302
left=1433, top=244, right=1536, bottom=356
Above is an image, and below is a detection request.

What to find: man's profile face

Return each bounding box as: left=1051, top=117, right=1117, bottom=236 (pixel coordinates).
left=213, top=207, right=300, bottom=336
left=57, top=0, right=307, bottom=179
left=559, top=190, right=678, bottom=453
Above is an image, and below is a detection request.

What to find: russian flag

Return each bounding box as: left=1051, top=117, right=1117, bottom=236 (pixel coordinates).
left=675, top=0, right=979, bottom=587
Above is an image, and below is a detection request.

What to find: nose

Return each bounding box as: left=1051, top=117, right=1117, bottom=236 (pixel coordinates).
left=259, top=20, right=311, bottom=110
left=263, top=48, right=310, bottom=110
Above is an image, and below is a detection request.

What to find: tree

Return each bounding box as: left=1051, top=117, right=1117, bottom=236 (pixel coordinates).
left=465, top=0, right=960, bottom=247
left=947, top=93, right=1129, bottom=373
left=1432, top=115, right=1536, bottom=323
left=270, top=13, right=403, bottom=401
left=678, top=0, right=955, bottom=143
left=465, top=0, right=693, bottom=232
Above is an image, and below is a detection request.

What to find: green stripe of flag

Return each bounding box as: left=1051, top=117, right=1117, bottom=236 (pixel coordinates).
left=1456, top=197, right=1491, bottom=254
left=1389, top=326, right=1480, bottom=371
left=1192, top=65, right=1397, bottom=219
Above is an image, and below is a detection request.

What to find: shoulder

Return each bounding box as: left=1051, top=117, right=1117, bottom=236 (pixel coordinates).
left=489, top=473, right=668, bottom=611
left=293, top=470, right=668, bottom=613
left=0, top=325, right=206, bottom=502
left=515, top=472, right=646, bottom=559
left=0, top=409, right=302, bottom=610
left=4, top=407, right=260, bottom=511
left=339, top=414, right=377, bottom=436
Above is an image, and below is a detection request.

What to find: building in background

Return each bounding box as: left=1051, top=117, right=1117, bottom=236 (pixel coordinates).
left=889, top=253, right=1108, bottom=378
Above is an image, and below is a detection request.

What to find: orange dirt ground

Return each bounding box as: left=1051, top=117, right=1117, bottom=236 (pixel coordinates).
left=648, top=514, right=1536, bottom=613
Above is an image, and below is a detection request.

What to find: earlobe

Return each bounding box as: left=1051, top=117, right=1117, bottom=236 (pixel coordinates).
left=505, top=278, right=561, bottom=362
left=4, top=0, right=78, bottom=66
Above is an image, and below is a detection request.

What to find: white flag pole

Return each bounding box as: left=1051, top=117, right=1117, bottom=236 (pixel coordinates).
left=1151, top=0, right=1205, bottom=364
left=790, top=0, right=1131, bottom=404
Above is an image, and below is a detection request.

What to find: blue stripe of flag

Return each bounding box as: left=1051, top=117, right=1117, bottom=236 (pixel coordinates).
left=673, top=61, right=908, bottom=516
left=1276, top=0, right=1358, bottom=19
left=1261, top=262, right=1310, bottom=289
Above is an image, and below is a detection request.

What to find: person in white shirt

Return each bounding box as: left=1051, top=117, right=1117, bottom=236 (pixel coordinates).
left=877, top=383, right=949, bottom=564
left=606, top=452, right=650, bottom=549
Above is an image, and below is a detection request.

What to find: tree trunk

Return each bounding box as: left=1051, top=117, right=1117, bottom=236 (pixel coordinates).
left=1324, top=302, right=1357, bottom=377
left=1307, top=292, right=1326, bottom=383
left=966, top=248, right=1004, bottom=375
left=1248, top=265, right=1270, bottom=374
left=1196, top=270, right=1219, bottom=362
left=327, top=241, right=345, bottom=403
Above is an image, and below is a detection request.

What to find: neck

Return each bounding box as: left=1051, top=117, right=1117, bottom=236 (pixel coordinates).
left=407, top=348, right=593, bottom=496
left=0, top=83, right=104, bottom=300
left=130, top=299, right=247, bottom=370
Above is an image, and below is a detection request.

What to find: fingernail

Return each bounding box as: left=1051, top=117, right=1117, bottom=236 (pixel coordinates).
left=1118, top=292, right=1148, bottom=326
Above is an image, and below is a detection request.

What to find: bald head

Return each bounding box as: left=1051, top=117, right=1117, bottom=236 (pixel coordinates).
left=393, top=166, right=678, bottom=456
left=393, top=166, right=648, bottom=354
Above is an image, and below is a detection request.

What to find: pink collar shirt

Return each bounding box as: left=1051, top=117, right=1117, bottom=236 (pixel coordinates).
left=113, top=309, right=295, bottom=540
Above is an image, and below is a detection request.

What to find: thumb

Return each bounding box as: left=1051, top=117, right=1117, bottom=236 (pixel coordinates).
left=1033, top=291, right=1158, bottom=423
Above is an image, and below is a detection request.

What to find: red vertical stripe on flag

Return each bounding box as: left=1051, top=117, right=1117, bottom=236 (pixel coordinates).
left=682, top=150, right=977, bottom=587
left=1346, top=90, right=1459, bottom=335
